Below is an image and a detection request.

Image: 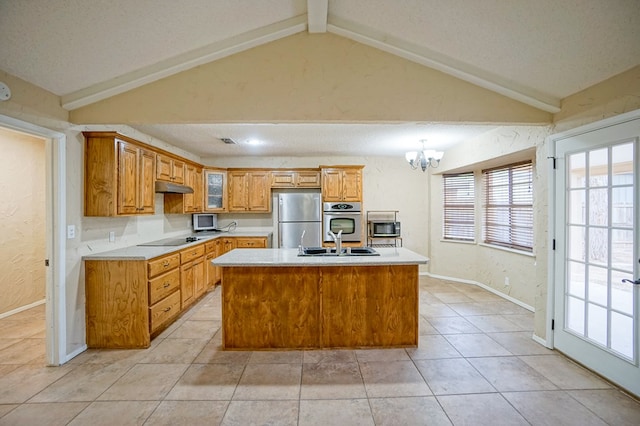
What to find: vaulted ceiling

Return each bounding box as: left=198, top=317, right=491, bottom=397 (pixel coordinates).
left=1, top=0, right=639, bottom=157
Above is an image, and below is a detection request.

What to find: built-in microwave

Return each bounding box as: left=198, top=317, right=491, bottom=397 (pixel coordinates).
left=369, top=221, right=401, bottom=238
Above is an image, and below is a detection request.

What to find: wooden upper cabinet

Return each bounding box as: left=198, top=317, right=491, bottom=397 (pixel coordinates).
left=321, top=166, right=363, bottom=202
left=204, top=169, right=227, bottom=212
left=164, top=163, right=204, bottom=214
left=156, top=154, right=185, bottom=184
left=84, top=132, right=156, bottom=216
left=183, top=164, right=203, bottom=213
left=271, top=169, right=321, bottom=188
left=228, top=170, right=271, bottom=212
left=117, top=141, right=155, bottom=215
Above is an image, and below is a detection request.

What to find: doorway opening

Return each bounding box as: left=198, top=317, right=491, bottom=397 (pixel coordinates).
left=0, top=115, right=66, bottom=366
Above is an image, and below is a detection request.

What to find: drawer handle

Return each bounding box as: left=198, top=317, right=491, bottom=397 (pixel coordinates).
left=163, top=307, right=171, bottom=313
left=162, top=261, right=170, bottom=268
left=163, top=282, right=170, bottom=288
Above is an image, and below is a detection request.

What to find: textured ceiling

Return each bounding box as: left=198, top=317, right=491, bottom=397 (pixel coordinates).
left=1, top=0, right=638, bottom=157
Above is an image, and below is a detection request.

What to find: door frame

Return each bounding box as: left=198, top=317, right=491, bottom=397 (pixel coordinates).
left=0, top=114, right=66, bottom=366
left=548, top=108, right=640, bottom=388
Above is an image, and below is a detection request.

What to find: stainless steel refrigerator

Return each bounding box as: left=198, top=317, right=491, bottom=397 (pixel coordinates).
left=278, top=192, right=322, bottom=248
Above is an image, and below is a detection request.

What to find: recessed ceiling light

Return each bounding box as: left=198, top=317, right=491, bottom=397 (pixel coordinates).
left=246, top=139, right=261, bottom=145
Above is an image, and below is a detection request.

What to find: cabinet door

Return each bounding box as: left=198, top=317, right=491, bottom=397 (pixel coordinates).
left=183, top=164, right=197, bottom=212
left=180, top=261, right=195, bottom=309
left=213, top=239, right=224, bottom=284
left=341, top=168, right=362, bottom=202
left=117, top=141, right=139, bottom=215
left=156, top=155, right=173, bottom=182
left=156, top=155, right=185, bottom=184
left=193, top=256, right=206, bottom=298
left=205, top=170, right=226, bottom=211
left=271, top=171, right=296, bottom=188
left=138, top=148, right=156, bottom=213
left=248, top=172, right=271, bottom=211
left=192, top=167, right=203, bottom=212
left=227, top=172, right=248, bottom=211
left=117, top=141, right=155, bottom=215
left=296, top=171, right=321, bottom=188
left=321, top=169, right=343, bottom=202
left=222, top=238, right=237, bottom=254
left=172, top=159, right=185, bottom=184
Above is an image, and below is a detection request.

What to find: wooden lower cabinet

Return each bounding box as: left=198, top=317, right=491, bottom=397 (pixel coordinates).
left=221, top=264, right=418, bottom=350
left=179, top=244, right=206, bottom=309
left=85, top=255, right=183, bottom=349
left=85, top=236, right=269, bottom=348
left=150, top=291, right=181, bottom=333
left=235, top=237, right=268, bottom=248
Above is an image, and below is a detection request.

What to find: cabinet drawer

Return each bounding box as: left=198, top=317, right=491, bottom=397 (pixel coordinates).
left=180, top=244, right=205, bottom=263
left=148, top=268, right=180, bottom=305
left=235, top=237, right=267, bottom=248
left=149, top=290, right=181, bottom=333
left=205, top=240, right=217, bottom=253
left=148, top=253, right=180, bottom=278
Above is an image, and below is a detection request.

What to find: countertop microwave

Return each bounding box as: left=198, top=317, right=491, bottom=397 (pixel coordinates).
left=369, top=221, right=401, bottom=237
left=193, top=213, right=218, bottom=232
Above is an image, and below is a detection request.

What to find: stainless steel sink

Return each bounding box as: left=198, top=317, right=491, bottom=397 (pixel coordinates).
left=298, top=246, right=379, bottom=256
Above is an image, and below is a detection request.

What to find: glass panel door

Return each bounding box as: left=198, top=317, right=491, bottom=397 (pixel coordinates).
left=553, top=116, right=640, bottom=396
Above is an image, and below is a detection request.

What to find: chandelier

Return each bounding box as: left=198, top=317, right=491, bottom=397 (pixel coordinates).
left=405, top=140, right=444, bottom=172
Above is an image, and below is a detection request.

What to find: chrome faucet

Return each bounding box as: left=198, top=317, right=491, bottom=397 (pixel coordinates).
left=298, top=230, right=306, bottom=255
left=327, top=230, right=343, bottom=255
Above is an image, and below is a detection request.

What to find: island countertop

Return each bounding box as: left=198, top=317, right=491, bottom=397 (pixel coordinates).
left=213, top=247, right=429, bottom=267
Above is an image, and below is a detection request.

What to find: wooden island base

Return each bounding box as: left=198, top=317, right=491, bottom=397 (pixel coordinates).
left=221, top=264, right=418, bottom=350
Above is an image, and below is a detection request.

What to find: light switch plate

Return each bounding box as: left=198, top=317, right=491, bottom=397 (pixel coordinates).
left=67, top=225, right=75, bottom=239
left=109, top=231, right=115, bottom=242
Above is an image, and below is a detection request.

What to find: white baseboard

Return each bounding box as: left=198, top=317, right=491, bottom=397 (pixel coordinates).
left=63, top=344, right=88, bottom=364
left=424, top=272, right=535, bottom=312
left=0, top=299, right=46, bottom=320
left=531, top=333, right=552, bottom=348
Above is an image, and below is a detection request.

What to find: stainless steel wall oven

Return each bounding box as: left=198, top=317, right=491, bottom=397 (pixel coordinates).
left=322, top=202, right=362, bottom=243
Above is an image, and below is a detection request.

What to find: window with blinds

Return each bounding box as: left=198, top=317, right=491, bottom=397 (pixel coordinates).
left=482, top=162, right=534, bottom=251
left=443, top=172, right=475, bottom=241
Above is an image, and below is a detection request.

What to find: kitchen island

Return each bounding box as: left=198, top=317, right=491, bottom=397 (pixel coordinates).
left=213, top=247, right=428, bottom=350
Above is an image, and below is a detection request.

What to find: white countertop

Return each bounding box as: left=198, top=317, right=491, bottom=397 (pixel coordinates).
left=82, top=231, right=273, bottom=261
left=213, top=247, right=429, bottom=267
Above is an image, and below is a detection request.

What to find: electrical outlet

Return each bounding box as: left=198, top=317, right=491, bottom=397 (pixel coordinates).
left=109, top=231, right=115, bottom=242
left=67, top=225, right=75, bottom=239
left=504, top=276, right=510, bottom=287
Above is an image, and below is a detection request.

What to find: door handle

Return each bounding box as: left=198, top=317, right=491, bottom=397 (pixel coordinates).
left=621, top=279, right=640, bottom=285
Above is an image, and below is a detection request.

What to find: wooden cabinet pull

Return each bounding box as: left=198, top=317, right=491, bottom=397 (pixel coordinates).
left=163, top=282, right=170, bottom=288
left=162, top=261, right=170, bottom=267
left=163, top=307, right=171, bottom=313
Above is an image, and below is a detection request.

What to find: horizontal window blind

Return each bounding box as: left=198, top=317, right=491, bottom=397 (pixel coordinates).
left=443, top=172, right=475, bottom=241
left=482, top=162, right=533, bottom=251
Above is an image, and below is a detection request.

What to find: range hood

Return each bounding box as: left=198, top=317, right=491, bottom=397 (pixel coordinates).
left=154, top=181, right=194, bottom=194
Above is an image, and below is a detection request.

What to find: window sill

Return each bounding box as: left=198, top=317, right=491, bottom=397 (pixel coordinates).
left=439, top=239, right=476, bottom=245
left=479, top=243, right=536, bottom=257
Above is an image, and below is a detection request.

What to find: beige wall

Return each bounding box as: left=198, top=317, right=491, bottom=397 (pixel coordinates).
left=0, top=127, right=46, bottom=315
left=206, top=155, right=430, bottom=261
left=428, top=126, right=550, bottom=336
left=70, top=33, right=551, bottom=126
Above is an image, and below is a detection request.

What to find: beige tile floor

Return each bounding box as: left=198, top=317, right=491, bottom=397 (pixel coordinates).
left=1, top=277, right=639, bottom=425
